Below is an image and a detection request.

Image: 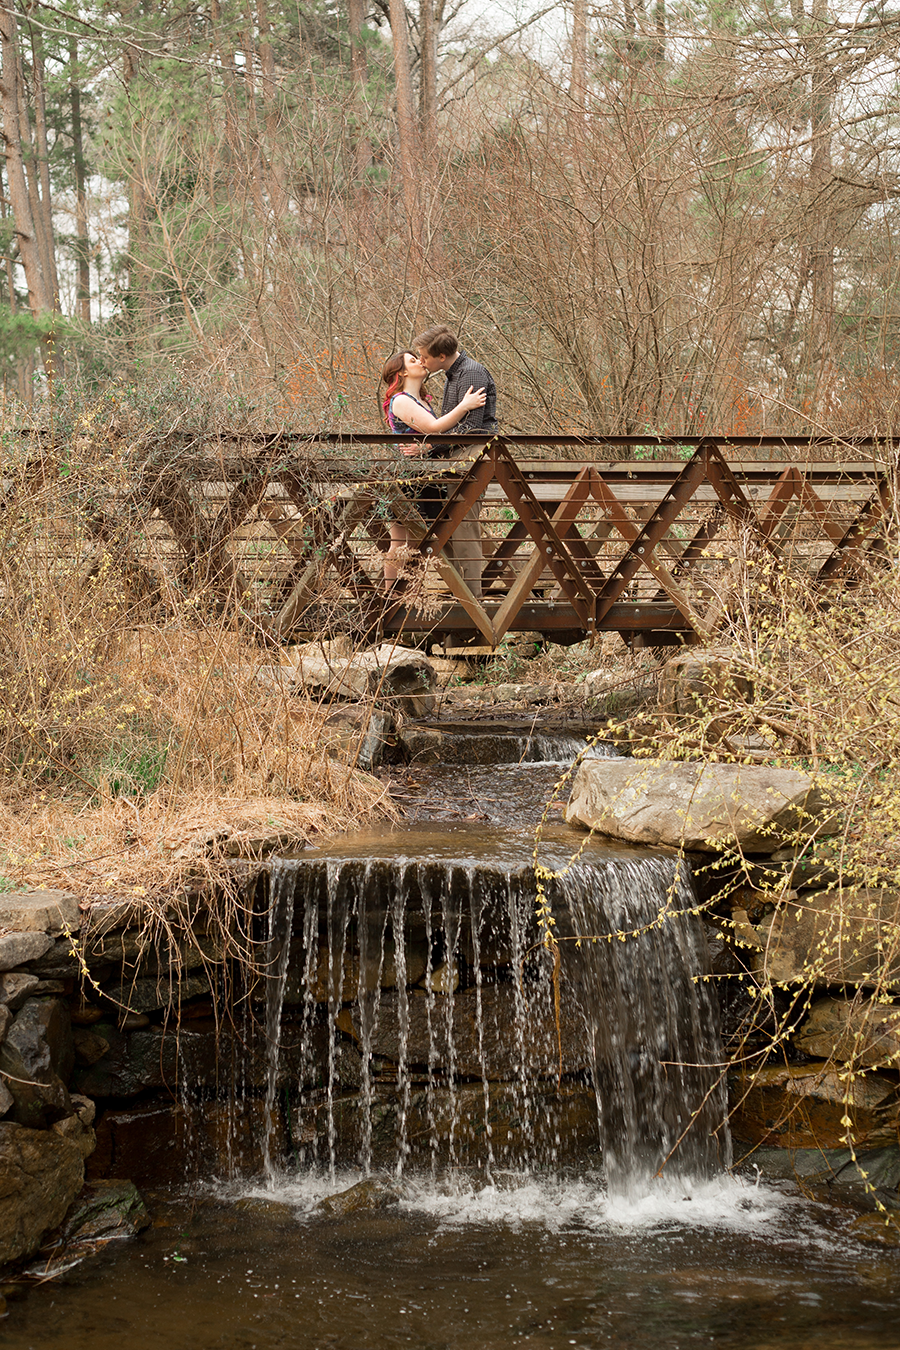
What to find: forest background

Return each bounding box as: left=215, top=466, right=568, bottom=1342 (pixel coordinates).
left=1, top=0, right=899, bottom=436
left=2, top=0, right=900, bottom=902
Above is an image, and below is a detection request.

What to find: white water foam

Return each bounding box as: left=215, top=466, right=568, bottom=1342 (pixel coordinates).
left=227, top=1167, right=810, bottom=1240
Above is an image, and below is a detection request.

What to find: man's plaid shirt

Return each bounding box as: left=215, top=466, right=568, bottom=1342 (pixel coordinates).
left=439, top=349, right=498, bottom=435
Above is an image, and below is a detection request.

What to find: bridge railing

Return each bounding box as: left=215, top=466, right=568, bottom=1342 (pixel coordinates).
left=266, top=434, right=896, bottom=648
left=6, top=431, right=896, bottom=647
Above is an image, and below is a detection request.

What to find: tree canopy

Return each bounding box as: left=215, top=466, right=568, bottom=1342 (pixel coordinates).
left=0, top=0, right=898, bottom=433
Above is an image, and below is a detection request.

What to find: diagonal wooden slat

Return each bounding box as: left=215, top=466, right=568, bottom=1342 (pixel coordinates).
left=421, top=449, right=502, bottom=558
left=390, top=489, right=497, bottom=643
left=793, top=475, right=857, bottom=547
left=593, top=449, right=711, bottom=626
left=650, top=505, right=725, bottom=603
left=492, top=469, right=599, bottom=643
left=758, top=467, right=802, bottom=543
left=489, top=450, right=595, bottom=615
left=273, top=488, right=386, bottom=633
left=586, top=472, right=711, bottom=636
left=817, top=478, right=894, bottom=582
left=481, top=517, right=533, bottom=587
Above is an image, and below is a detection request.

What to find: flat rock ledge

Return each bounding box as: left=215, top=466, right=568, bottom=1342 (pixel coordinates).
left=565, top=757, right=840, bottom=853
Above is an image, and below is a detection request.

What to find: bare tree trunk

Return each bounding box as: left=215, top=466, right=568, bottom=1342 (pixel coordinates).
left=387, top=0, right=422, bottom=257
left=0, top=169, right=32, bottom=401
left=348, top=0, right=372, bottom=182
left=69, top=35, right=90, bottom=325
left=348, top=0, right=367, bottom=85
left=420, top=0, right=438, bottom=153
left=570, top=0, right=588, bottom=101
left=29, top=25, right=60, bottom=307
left=807, top=0, right=835, bottom=386
left=0, top=9, right=53, bottom=335
left=654, top=0, right=666, bottom=64
left=256, top=0, right=287, bottom=218
left=788, top=0, right=835, bottom=410
left=123, top=33, right=152, bottom=358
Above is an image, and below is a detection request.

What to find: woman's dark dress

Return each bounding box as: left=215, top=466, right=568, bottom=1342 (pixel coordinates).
left=386, top=393, right=446, bottom=524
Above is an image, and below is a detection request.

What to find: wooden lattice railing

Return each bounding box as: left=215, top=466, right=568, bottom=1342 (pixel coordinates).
left=7, top=431, right=896, bottom=648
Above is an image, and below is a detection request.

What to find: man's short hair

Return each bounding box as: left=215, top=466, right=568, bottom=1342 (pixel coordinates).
left=415, top=324, right=459, bottom=359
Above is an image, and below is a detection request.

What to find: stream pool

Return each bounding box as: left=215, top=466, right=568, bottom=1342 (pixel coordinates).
left=4, top=1169, right=899, bottom=1349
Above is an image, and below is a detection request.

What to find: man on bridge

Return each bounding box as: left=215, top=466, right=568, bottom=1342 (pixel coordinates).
left=415, top=324, right=498, bottom=599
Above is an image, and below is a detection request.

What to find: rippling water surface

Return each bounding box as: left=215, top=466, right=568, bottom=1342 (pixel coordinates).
left=5, top=1170, right=900, bottom=1350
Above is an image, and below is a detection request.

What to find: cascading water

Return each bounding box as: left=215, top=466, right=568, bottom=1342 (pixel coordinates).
left=17, top=727, right=894, bottom=1350
left=558, top=852, right=731, bottom=1192
left=261, top=861, right=297, bottom=1185
left=262, top=822, right=730, bottom=1194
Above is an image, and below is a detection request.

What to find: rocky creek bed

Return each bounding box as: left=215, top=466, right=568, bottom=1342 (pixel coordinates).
left=1, top=654, right=900, bottom=1337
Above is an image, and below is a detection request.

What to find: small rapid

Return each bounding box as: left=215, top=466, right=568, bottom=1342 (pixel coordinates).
left=258, top=723, right=730, bottom=1195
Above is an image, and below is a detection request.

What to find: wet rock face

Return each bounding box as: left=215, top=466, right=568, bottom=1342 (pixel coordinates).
left=87, top=1099, right=283, bottom=1186
left=754, top=888, right=900, bottom=988
left=316, top=1177, right=401, bottom=1217
left=62, top=1178, right=151, bottom=1243
left=0, top=997, right=74, bottom=1129
left=291, top=1082, right=602, bottom=1170
left=72, top=1019, right=330, bottom=1100
left=729, top=1062, right=900, bottom=1150
left=794, top=997, right=900, bottom=1068
left=0, top=1121, right=86, bottom=1267
left=354, top=986, right=585, bottom=1080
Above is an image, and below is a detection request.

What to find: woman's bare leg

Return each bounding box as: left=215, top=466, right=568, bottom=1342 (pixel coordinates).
left=384, top=523, right=409, bottom=588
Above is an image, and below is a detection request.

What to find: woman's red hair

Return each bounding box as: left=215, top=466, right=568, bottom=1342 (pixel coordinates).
left=381, top=351, right=432, bottom=423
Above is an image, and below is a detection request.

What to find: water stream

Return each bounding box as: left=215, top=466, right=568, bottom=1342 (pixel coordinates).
left=4, top=723, right=899, bottom=1347
left=260, top=823, right=728, bottom=1194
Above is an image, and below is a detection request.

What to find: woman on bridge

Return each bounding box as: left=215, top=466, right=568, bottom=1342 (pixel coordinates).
left=380, top=350, right=486, bottom=588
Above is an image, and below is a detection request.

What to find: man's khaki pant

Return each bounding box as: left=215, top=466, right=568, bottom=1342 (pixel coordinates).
left=442, top=442, right=486, bottom=599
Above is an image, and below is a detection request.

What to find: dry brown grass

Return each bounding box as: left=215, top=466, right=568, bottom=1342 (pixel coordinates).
left=0, top=617, right=395, bottom=902
left=0, top=427, right=396, bottom=903
left=0, top=783, right=389, bottom=904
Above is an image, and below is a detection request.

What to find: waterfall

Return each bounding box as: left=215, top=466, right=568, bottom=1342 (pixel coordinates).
left=261, top=836, right=730, bottom=1193
left=555, top=854, right=731, bottom=1194
left=261, top=861, right=296, bottom=1185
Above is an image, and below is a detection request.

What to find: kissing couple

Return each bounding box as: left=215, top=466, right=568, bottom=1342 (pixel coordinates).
left=380, top=324, right=497, bottom=598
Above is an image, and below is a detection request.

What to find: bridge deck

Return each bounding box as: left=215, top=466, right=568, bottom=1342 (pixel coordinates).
left=14, top=432, right=894, bottom=649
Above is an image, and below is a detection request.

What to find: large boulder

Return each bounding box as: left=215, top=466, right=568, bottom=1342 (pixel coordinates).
left=278, top=643, right=437, bottom=717
left=0, top=1121, right=86, bottom=1267
left=658, top=647, right=753, bottom=717
left=755, top=888, right=900, bottom=988
left=794, top=997, right=900, bottom=1067
left=565, top=758, right=840, bottom=853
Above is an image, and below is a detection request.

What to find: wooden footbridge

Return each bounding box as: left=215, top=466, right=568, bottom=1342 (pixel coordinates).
left=66, top=432, right=900, bottom=649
